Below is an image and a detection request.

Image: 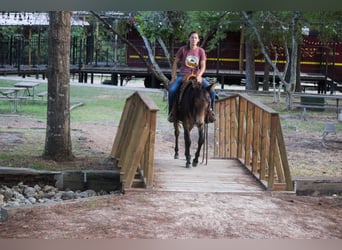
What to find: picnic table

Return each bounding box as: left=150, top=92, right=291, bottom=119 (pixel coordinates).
left=13, top=82, right=40, bottom=99
left=292, top=93, right=342, bottom=119
left=0, top=87, right=26, bottom=112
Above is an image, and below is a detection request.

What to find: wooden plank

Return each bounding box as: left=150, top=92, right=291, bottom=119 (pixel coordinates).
left=274, top=139, right=285, bottom=183
left=260, top=111, right=270, bottom=180
left=273, top=183, right=287, bottom=191
left=224, top=98, right=231, bottom=157
left=121, top=123, right=149, bottom=189
left=214, top=101, right=220, bottom=157
left=267, top=114, right=278, bottom=189
left=110, top=93, right=135, bottom=159
left=218, top=100, right=226, bottom=157
left=237, top=97, right=247, bottom=159
left=144, top=109, right=158, bottom=187
left=244, top=101, right=253, bottom=166
left=153, top=158, right=264, bottom=193
left=251, top=106, right=261, bottom=173
left=230, top=98, right=238, bottom=157
left=276, top=119, right=294, bottom=191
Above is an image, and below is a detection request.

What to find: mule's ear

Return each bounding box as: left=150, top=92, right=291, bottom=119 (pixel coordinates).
left=206, top=83, right=216, bottom=92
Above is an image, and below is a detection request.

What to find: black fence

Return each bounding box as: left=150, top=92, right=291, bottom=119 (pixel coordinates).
left=0, top=34, right=127, bottom=68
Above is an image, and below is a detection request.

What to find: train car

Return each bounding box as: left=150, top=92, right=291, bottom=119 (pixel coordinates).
left=126, top=28, right=342, bottom=90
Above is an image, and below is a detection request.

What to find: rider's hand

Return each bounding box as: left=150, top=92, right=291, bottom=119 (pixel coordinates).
left=196, top=75, right=202, bottom=83
left=171, top=75, right=177, bottom=83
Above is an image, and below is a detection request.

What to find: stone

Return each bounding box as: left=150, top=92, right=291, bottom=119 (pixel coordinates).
left=0, top=181, right=119, bottom=209
left=61, top=190, right=75, bottom=200
left=28, top=197, right=36, bottom=204
left=24, top=186, right=37, bottom=197
left=0, top=194, right=4, bottom=206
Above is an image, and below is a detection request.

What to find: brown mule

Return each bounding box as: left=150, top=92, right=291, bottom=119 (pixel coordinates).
left=171, top=74, right=216, bottom=168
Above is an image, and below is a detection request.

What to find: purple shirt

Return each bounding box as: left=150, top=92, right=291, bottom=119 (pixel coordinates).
left=175, top=45, right=207, bottom=75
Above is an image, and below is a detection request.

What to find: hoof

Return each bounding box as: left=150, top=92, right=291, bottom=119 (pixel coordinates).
left=174, top=154, right=179, bottom=159
left=185, top=163, right=192, bottom=168
left=192, top=159, right=198, bottom=167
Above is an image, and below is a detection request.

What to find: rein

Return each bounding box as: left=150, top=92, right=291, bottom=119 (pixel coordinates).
left=201, top=123, right=209, bottom=165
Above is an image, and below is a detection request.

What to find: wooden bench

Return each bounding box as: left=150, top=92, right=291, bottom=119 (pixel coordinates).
left=0, top=89, right=15, bottom=96
left=0, top=96, right=20, bottom=112
left=36, top=91, right=48, bottom=102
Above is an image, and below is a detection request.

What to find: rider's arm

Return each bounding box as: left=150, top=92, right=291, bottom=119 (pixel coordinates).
left=171, top=57, right=180, bottom=83
left=196, top=59, right=206, bottom=83
left=196, top=48, right=207, bottom=83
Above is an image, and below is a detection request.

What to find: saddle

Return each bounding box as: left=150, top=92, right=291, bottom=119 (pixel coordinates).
left=177, top=73, right=199, bottom=106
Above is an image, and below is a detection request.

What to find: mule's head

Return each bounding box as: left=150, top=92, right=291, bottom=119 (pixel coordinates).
left=181, top=75, right=215, bottom=126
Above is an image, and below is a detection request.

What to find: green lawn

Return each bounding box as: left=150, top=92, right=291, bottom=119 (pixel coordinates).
left=0, top=79, right=167, bottom=123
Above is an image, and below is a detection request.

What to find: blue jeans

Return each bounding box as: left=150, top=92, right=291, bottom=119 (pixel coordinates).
left=168, top=75, right=215, bottom=113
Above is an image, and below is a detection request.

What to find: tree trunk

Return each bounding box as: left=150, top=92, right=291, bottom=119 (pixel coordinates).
left=245, top=37, right=256, bottom=90
left=44, top=11, right=73, bottom=161
left=263, top=57, right=271, bottom=91
left=239, top=26, right=245, bottom=74
left=286, top=12, right=301, bottom=109
left=295, top=44, right=302, bottom=92
left=91, top=11, right=170, bottom=88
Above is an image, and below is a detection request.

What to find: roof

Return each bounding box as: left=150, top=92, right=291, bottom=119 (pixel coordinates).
left=0, top=12, right=89, bottom=26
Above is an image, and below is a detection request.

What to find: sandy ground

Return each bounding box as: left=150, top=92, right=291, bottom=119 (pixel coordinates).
left=0, top=77, right=341, bottom=239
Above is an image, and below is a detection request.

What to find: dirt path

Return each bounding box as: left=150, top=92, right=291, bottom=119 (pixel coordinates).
left=1, top=190, right=341, bottom=239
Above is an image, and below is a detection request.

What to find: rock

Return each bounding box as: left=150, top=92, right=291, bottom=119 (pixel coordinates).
left=43, top=185, right=56, bottom=193
left=24, top=187, right=37, bottom=198
left=61, top=190, right=76, bottom=200
left=1, top=187, right=13, bottom=200
left=34, top=184, right=42, bottom=192
left=12, top=191, right=24, bottom=200
left=0, top=182, right=118, bottom=208
left=5, top=201, right=20, bottom=207
left=0, top=194, right=4, bottom=206
left=27, top=197, right=36, bottom=204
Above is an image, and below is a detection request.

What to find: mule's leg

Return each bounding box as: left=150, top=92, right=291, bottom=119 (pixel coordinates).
left=174, top=122, right=179, bottom=159
left=184, top=128, right=191, bottom=168
left=193, top=126, right=205, bottom=167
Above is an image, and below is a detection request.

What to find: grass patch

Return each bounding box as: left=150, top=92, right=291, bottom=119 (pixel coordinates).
left=0, top=78, right=167, bottom=170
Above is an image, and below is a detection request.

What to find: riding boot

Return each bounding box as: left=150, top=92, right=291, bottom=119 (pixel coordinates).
left=168, top=112, right=174, bottom=123
left=206, top=108, right=216, bottom=123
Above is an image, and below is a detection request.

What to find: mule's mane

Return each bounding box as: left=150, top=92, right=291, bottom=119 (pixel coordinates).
left=177, top=75, right=201, bottom=105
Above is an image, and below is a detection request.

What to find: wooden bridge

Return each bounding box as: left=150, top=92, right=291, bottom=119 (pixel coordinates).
left=111, top=91, right=293, bottom=193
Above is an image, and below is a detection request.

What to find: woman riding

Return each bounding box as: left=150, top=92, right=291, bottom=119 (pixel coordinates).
left=168, top=31, right=216, bottom=123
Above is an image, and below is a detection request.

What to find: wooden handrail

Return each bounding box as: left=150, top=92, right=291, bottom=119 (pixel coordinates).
left=214, top=93, right=293, bottom=191
left=110, top=91, right=159, bottom=190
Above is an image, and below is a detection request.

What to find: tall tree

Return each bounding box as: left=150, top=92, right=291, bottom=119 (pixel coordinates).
left=44, top=11, right=73, bottom=161
left=93, top=11, right=237, bottom=89
left=245, top=36, right=257, bottom=90
left=242, top=11, right=301, bottom=109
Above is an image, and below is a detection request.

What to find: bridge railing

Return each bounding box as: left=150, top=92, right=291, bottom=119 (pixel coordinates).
left=214, top=93, right=293, bottom=191
left=110, top=91, right=159, bottom=190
